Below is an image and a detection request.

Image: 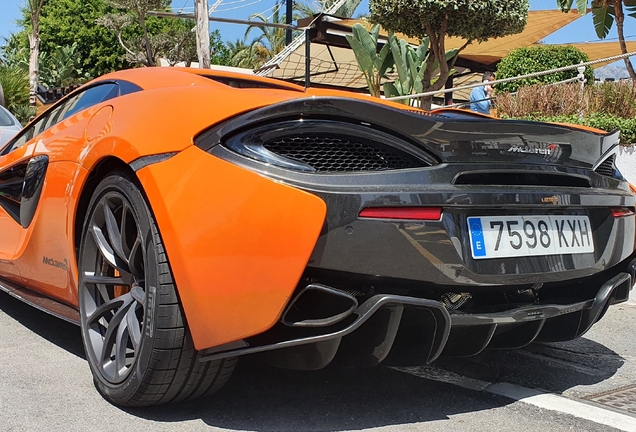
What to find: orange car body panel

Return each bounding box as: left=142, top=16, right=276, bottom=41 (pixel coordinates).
left=137, top=146, right=327, bottom=349
left=14, top=161, right=85, bottom=305
left=1, top=69, right=316, bottom=319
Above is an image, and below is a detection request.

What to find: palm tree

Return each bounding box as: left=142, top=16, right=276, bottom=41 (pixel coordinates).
left=240, top=0, right=363, bottom=69
left=27, top=0, right=47, bottom=107
left=244, top=1, right=288, bottom=66
left=294, top=0, right=362, bottom=18
left=558, top=0, right=636, bottom=80
left=227, top=39, right=265, bottom=69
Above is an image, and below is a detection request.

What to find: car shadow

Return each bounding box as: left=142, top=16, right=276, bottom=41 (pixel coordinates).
left=0, top=289, right=626, bottom=431
left=434, top=337, right=625, bottom=394
left=125, top=339, right=626, bottom=431
left=126, top=357, right=512, bottom=431
left=0, top=290, right=85, bottom=360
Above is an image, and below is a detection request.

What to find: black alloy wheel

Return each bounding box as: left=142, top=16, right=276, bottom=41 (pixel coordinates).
left=80, top=188, right=145, bottom=383
left=78, top=171, right=236, bottom=406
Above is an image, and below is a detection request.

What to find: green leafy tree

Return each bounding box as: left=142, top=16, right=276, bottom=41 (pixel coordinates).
left=369, top=0, right=529, bottom=108
left=39, top=43, right=91, bottom=88
left=38, top=0, right=126, bottom=77
left=495, top=45, right=594, bottom=93
left=2, top=36, right=91, bottom=89
left=97, top=0, right=197, bottom=67
left=0, top=34, right=29, bottom=72
left=211, top=30, right=232, bottom=66
left=557, top=0, right=636, bottom=80
left=5, top=0, right=127, bottom=80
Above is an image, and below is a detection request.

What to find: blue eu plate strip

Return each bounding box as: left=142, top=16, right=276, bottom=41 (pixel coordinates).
left=469, top=218, right=486, bottom=257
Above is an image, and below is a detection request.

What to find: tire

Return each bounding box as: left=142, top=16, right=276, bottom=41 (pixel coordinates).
left=78, top=171, right=236, bottom=406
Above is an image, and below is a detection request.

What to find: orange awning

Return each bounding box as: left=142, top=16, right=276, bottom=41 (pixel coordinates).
left=562, top=41, right=636, bottom=68
left=334, top=10, right=585, bottom=67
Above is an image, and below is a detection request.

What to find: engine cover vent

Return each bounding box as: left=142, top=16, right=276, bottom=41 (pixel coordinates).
left=263, top=134, right=425, bottom=173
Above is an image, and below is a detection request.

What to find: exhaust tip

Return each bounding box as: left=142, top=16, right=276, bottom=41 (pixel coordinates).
left=282, top=284, right=358, bottom=328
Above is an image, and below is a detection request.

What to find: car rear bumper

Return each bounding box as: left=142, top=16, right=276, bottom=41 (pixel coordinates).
left=199, top=268, right=633, bottom=368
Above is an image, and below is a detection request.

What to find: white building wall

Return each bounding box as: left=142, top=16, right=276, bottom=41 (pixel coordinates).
left=616, top=146, right=636, bottom=185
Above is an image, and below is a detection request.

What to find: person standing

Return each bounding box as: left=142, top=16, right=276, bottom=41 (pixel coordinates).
left=469, top=72, right=495, bottom=115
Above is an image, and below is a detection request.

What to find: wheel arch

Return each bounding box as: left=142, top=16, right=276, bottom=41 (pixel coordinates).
left=73, top=156, right=136, bottom=262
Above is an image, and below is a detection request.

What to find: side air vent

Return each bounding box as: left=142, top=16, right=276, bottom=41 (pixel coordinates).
left=454, top=172, right=591, bottom=188
left=222, top=119, right=435, bottom=173
left=595, top=154, right=617, bottom=178
left=0, top=156, right=49, bottom=227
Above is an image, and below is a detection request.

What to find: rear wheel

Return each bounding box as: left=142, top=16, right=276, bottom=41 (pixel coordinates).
left=78, top=171, right=236, bottom=406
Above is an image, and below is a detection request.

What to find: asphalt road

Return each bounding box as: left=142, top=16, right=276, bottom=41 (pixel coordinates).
left=1, top=290, right=635, bottom=432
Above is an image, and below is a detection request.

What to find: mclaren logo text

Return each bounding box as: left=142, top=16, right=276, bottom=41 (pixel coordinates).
left=508, top=144, right=558, bottom=155
left=42, top=256, right=68, bottom=271
left=542, top=196, right=559, bottom=205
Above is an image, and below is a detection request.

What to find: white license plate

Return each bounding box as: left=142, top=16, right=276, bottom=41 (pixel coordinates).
left=467, top=215, right=594, bottom=260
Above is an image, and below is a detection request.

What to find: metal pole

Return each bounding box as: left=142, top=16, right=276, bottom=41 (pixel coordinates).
left=577, top=61, right=586, bottom=121
left=305, top=28, right=311, bottom=90
left=286, top=0, right=293, bottom=45
left=444, top=75, right=454, bottom=106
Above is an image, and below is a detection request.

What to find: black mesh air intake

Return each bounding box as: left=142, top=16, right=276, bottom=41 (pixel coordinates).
left=595, top=154, right=616, bottom=177
left=262, top=135, right=425, bottom=173
left=220, top=119, right=436, bottom=173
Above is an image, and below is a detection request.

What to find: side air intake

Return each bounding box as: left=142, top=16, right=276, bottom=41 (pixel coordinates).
left=594, top=154, right=618, bottom=178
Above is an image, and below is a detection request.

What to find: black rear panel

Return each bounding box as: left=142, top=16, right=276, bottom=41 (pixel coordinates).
left=202, top=96, right=636, bottom=291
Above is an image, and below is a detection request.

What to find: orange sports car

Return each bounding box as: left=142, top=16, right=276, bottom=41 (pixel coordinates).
left=0, top=67, right=634, bottom=407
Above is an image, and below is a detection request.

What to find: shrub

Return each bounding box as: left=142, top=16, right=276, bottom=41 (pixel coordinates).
left=496, top=81, right=636, bottom=145
left=587, top=82, right=636, bottom=118
left=495, top=45, right=594, bottom=93
left=495, top=83, right=582, bottom=118
left=0, top=64, right=32, bottom=124
left=0, top=64, right=29, bottom=111
left=10, top=105, right=37, bottom=126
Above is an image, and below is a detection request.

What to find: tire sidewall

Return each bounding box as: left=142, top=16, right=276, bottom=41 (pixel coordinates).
left=78, top=172, right=159, bottom=405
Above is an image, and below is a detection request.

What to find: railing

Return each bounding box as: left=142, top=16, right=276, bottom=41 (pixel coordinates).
left=385, top=51, right=636, bottom=106
left=445, top=76, right=582, bottom=110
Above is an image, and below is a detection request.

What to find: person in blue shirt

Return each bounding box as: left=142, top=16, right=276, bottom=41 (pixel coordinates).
left=469, top=72, right=495, bottom=115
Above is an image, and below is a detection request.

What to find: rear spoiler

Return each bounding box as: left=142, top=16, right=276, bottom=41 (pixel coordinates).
left=200, top=97, right=620, bottom=169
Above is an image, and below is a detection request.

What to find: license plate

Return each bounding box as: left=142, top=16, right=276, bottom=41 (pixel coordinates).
left=467, top=215, right=594, bottom=260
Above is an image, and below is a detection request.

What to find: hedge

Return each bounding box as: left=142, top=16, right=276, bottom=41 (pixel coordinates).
left=495, top=45, right=594, bottom=93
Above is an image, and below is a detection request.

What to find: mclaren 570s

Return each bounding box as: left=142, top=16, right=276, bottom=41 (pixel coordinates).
left=0, top=67, right=634, bottom=406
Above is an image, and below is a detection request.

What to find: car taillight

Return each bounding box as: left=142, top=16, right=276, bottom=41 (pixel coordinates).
left=358, top=207, right=442, bottom=221
left=611, top=207, right=635, bottom=218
